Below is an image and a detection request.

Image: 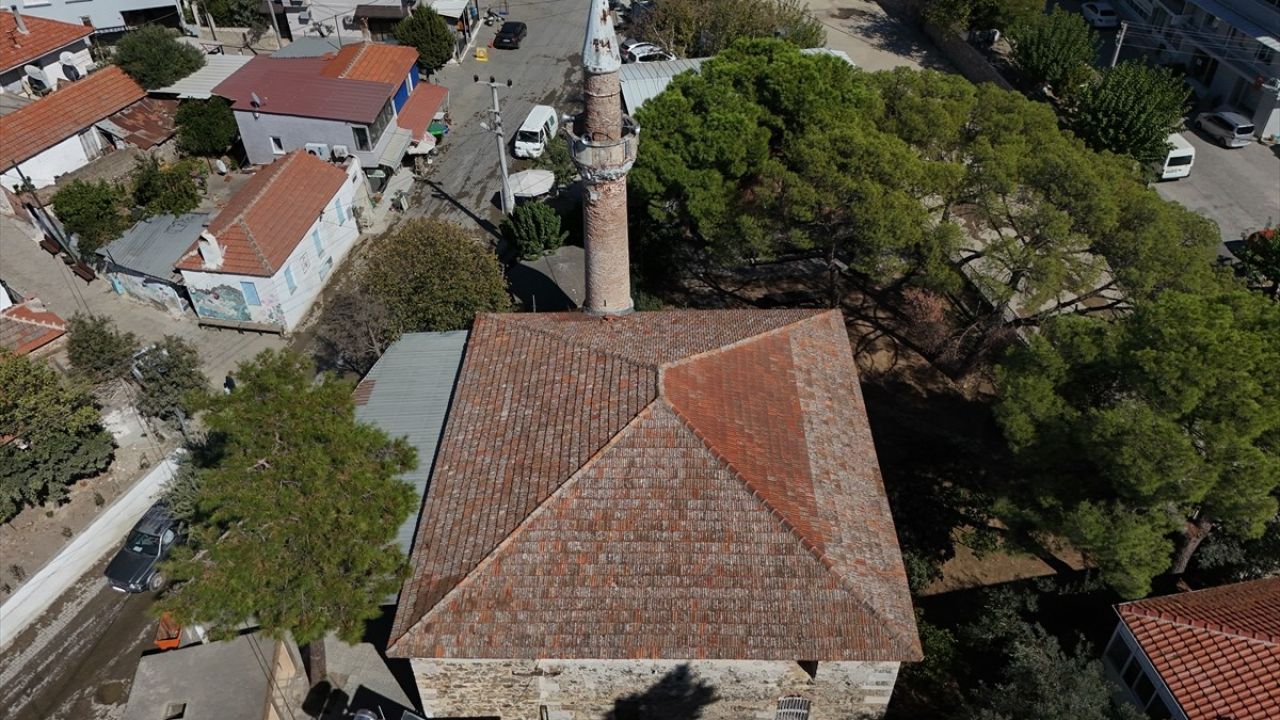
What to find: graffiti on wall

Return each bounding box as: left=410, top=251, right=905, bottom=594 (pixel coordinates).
left=189, top=284, right=251, bottom=322
left=109, top=272, right=188, bottom=318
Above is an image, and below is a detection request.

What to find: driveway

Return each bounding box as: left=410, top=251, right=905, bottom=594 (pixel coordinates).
left=805, top=0, right=952, bottom=72
left=1155, top=134, right=1280, bottom=259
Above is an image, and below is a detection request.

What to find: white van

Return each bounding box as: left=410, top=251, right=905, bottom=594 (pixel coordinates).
left=513, top=105, right=559, bottom=159
left=1157, top=133, right=1195, bottom=181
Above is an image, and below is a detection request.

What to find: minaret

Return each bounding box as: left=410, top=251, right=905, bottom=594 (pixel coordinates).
left=570, top=0, right=638, bottom=315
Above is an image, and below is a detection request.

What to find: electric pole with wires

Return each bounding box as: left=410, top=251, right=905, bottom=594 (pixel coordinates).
left=1110, top=21, right=1128, bottom=68
left=476, top=75, right=516, bottom=215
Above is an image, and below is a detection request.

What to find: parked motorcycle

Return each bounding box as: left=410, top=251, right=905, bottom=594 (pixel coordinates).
left=484, top=8, right=502, bottom=26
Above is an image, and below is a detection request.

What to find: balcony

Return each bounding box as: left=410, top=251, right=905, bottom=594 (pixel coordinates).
left=567, top=115, right=640, bottom=183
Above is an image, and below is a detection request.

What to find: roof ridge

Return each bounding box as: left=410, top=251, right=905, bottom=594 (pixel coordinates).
left=335, top=42, right=368, bottom=78
left=661, top=388, right=921, bottom=657
left=1122, top=605, right=1280, bottom=646
left=486, top=313, right=665, bottom=370
left=3, top=302, right=65, bottom=331
left=212, top=152, right=298, bottom=273
left=390, top=398, right=664, bottom=655
left=657, top=309, right=836, bottom=373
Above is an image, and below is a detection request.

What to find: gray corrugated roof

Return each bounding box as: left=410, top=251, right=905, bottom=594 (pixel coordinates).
left=354, top=331, right=468, bottom=559
left=619, top=49, right=855, bottom=112
left=270, top=36, right=361, bottom=58
left=149, top=54, right=252, bottom=99
left=98, top=213, right=209, bottom=280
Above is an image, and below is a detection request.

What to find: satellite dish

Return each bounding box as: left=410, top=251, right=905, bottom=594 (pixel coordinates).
left=64, top=65, right=81, bottom=81
left=214, top=159, right=228, bottom=175
left=59, top=51, right=75, bottom=64
left=23, top=65, right=45, bottom=81
left=250, top=92, right=263, bottom=107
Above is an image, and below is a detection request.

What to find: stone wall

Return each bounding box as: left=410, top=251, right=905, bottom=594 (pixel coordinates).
left=921, top=22, right=1014, bottom=91
left=410, top=657, right=900, bottom=720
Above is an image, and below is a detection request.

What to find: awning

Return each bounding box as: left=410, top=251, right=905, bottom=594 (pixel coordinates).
left=354, top=3, right=410, bottom=19
left=377, top=126, right=413, bottom=167
left=508, top=169, right=555, bottom=197
left=429, top=0, right=472, bottom=19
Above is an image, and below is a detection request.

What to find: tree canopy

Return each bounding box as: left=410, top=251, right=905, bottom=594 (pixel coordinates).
left=395, top=6, right=455, bottom=72
left=1070, top=62, right=1189, bottom=163
left=1237, top=226, right=1279, bottom=300
left=994, top=289, right=1280, bottom=597
left=134, top=336, right=207, bottom=425
left=1009, top=8, right=1097, bottom=94
left=51, top=180, right=130, bottom=255
left=131, top=156, right=202, bottom=218
left=631, top=0, right=824, bottom=58
left=175, top=97, right=240, bottom=157
left=113, top=25, right=205, bottom=89
left=0, top=352, right=114, bottom=520
left=157, top=350, right=416, bottom=644
left=66, top=313, right=140, bottom=385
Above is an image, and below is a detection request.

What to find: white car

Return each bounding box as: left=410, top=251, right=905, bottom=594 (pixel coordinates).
left=621, top=41, right=675, bottom=64
left=1082, top=2, right=1119, bottom=28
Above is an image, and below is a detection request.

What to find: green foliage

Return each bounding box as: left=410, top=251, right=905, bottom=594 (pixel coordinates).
left=501, top=202, right=567, bottom=259
left=0, top=352, right=114, bottom=521
left=51, top=180, right=129, bottom=255
left=175, top=97, right=239, bottom=156
left=157, top=350, right=417, bottom=644
left=131, top=156, right=202, bottom=218
left=635, top=0, right=824, bottom=57
left=113, top=25, right=205, bottom=89
left=532, top=137, right=577, bottom=188
left=1010, top=8, right=1097, bottom=92
left=204, top=0, right=269, bottom=41
left=66, top=313, right=140, bottom=385
left=926, top=0, right=1045, bottom=33
left=1237, top=227, right=1280, bottom=299
left=1071, top=62, right=1189, bottom=162
left=395, top=6, right=455, bottom=72
left=363, top=219, right=511, bottom=336
left=1193, top=514, right=1280, bottom=581
left=995, top=289, right=1280, bottom=596
left=134, top=336, right=207, bottom=424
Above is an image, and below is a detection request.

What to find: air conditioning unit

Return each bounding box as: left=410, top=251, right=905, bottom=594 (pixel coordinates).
left=297, top=11, right=310, bottom=22
left=304, top=143, right=329, bottom=157
left=331, top=144, right=350, bottom=159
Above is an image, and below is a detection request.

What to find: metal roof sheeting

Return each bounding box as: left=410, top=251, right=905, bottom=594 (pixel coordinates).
left=150, top=54, right=253, bottom=99
left=353, top=331, right=468, bottom=559
left=99, top=213, right=209, bottom=280
left=619, top=58, right=706, bottom=113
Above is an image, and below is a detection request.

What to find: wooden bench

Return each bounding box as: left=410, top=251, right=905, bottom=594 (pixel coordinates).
left=70, top=262, right=96, bottom=282
left=39, top=235, right=61, bottom=256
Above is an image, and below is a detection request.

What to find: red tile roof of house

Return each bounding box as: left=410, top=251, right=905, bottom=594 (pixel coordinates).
left=321, top=42, right=417, bottom=85
left=387, top=309, right=921, bottom=662
left=0, top=10, right=93, bottom=74
left=0, top=298, right=67, bottom=355
left=0, top=66, right=145, bottom=166
left=395, top=83, right=448, bottom=141
left=176, top=151, right=346, bottom=277
left=1118, top=577, right=1280, bottom=720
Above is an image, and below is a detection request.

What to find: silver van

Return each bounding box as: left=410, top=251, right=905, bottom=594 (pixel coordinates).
left=1194, top=110, right=1255, bottom=148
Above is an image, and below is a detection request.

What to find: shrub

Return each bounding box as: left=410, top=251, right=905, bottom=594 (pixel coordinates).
left=395, top=6, right=455, bottom=72
left=113, top=25, right=205, bottom=89
left=131, top=156, right=202, bottom=217
left=1010, top=8, right=1098, bottom=93
left=50, top=180, right=129, bottom=254
left=175, top=97, right=239, bottom=156
left=501, top=202, right=568, bottom=259
left=66, top=313, right=140, bottom=385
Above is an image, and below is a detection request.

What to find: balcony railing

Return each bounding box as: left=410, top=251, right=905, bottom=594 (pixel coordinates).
left=567, top=116, right=640, bottom=183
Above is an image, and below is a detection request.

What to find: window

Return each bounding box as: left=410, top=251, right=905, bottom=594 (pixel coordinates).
left=284, top=267, right=297, bottom=295
left=335, top=200, right=347, bottom=225
left=319, top=257, right=334, bottom=279
left=1132, top=673, right=1156, bottom=706
left=775, top=697, right=811, bottom=720
left=368, top=100, right=394, bottom=147
left=270, top=136, right=285, bottom=155
left=1104, top=634, right=1131, bottom=671
left=1122, top=657, right=1142, bottom=687
left=312, top=229, right=324, bottom=257
left=1146, top=696, right=1173, bottom=720
left=1257, top=44, right=1276, bottom=65
left=352, top=126, right=371, bottom=152
left=240, top=281, right=261, bottom=306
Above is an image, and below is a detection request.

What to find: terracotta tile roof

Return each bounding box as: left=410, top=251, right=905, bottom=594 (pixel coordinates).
left=106, top=97, right=178, bottom=149
left=213, top=56, right=394, bottom=124
left=395, top=83, right=448, bottom=141
left=1118, top=578, right=1280, bottom=720
left=0, top=299, right=66, bottom=355
left=0, top=66, right=145, bottom=166
left=321, top=42, right=417, bottom=85
left=388, top=309, right=920, bottom=662
left=176, top=151, right=346, bottom=277
left=0, top=11, right=93, bottom=74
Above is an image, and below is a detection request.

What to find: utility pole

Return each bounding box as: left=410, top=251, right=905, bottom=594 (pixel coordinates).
left=1110, top=21, right=1128, bottom=68
left=476, top=75, right=515, bottom=216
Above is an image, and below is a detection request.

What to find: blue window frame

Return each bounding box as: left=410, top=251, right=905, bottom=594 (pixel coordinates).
left=240, top=281, right=261, bottom=306
left=312, top=229, right=324, bottom=257
left=319, top=257, right=334, bottom=279
left=284, top=267, right=297, bottom=294
left=335, top=199, right=346, bottom=225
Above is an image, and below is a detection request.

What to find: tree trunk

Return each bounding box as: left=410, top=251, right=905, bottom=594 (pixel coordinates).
left=1170, top=516, right=1214, bottom=576
left=306, top=637, right=328, bottom=686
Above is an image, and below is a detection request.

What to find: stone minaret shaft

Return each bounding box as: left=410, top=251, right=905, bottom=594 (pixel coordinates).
left=573, top=0, right=637, bottom=315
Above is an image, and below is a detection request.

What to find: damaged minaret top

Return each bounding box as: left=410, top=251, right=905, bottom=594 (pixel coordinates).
left=569, top=0, right=638, bottom=315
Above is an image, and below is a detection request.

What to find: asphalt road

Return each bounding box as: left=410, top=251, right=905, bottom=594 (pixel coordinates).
left=412, top=0, right=590, bottom=234
left=0, top=558, right=158, bottom=720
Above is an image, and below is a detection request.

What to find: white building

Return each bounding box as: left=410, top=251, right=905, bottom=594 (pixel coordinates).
left=175, top=150, right=369, bottom=333
left=0, top=9, right=94, bottom=97
left=7, top=0, right=183, bottom=33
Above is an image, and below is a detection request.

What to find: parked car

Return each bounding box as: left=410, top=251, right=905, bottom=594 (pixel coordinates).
left=1195, top=110, right=1256, bottom=148
left=514, top=105, right=559, bottom=159
left=621, top=41, right=675, bottom=63
left=1081, top=2, right=1119, bottom=28
left=494, top=21, right=527, bottom=49
left=105, top=503, right=183, bottom=593
left=1154, top=133, right=1195, bottom=181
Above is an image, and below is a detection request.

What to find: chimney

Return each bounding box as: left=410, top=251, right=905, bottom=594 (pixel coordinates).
left=569, top=0, right=637, bottom=315
left=11, top=5, right=28, bottom=34
left=360, top=17, right=371, bottom=43
left=198, top=231, right=224, bottom=269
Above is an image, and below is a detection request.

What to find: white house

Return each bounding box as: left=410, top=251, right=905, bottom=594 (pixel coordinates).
left=0, top=65, right=145, bottom=190
left=0, top=8, right=94, bottom=97
left=9, top=0, right=184, bottom=34
left=175, top=150, right=369, bottom=333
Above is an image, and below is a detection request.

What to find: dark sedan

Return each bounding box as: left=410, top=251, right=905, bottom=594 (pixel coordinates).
left=105, top=503, right=182, bottom=593
left=494, top=21, right=527, bottom=49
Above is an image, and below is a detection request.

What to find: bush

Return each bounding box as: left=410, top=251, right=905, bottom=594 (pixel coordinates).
left=113, top=25, right=205, bottom=89
left=395, top=6, right=455, bottom=72
left=133, top=336, right=207, bottom=424
left=50, top=180, right=129, bottom=254
left=175, top=97, right=239, bottom=156
left=533, top=137, right=577, bottom=188
left=501, top=203, right=567, bottom=259
left=1010, top=8, right=1097, bottom=93
left=67, top=313, right=140, bottom=385
left=131, top=156, right=202, bottom=217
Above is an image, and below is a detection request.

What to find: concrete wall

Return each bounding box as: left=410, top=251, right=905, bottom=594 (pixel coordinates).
left=410, top=658, right=901, bottom=720
left=0, top=41, right=92, bottom=94
left=0, top=130, right=97, bottom=190
left=12, top=0, right=183, bottom=31
left=233, top=108, right=392, bottom=168
left=180, top=160, right=367, bottom=331
left=921, top=22, right=1013, bottom=91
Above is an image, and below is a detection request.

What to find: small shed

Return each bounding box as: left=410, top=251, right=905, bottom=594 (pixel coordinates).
left=98, top=213, right=209, bottom=317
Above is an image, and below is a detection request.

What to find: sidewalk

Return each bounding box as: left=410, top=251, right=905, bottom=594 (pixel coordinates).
left=0, top=451, right=181, bottom=651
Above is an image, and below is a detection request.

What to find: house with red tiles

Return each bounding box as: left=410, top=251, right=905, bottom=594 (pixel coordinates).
left=213, top=42, right=448, bottom=189
left=1103, top=577, right=1280, bottom=720
left=175, top=150, right=368, bottom=333
left=0, top=8, right=93, bottom=97
left=0, top=284, right=66, bottom=357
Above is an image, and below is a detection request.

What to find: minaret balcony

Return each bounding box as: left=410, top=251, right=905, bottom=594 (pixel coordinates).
left=567, top=116, right=640, bottom=183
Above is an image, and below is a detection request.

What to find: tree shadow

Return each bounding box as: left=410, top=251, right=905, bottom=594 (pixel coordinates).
left=423, top=179, right=500, bottom=241
left=603, top=664, right=719, bottom=720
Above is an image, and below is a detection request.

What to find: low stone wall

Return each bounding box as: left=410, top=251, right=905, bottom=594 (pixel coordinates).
left=411, top=657, right=901, bottom=720
left=922, top=22, right=1014, bottom=91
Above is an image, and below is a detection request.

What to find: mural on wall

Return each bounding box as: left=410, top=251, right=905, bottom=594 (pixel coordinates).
left=189, top=284, right=251, bottom=322
left=109, top=273, right=188, bottom=318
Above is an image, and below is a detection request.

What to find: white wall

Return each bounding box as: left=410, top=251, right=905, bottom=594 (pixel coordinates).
left=12, top=0, right=183, bottom=32
left=180, top=160, right=368, bottom=332
left=0, top=131, right=93, bottom=190
left=0, top=41, right=93, bottom=94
